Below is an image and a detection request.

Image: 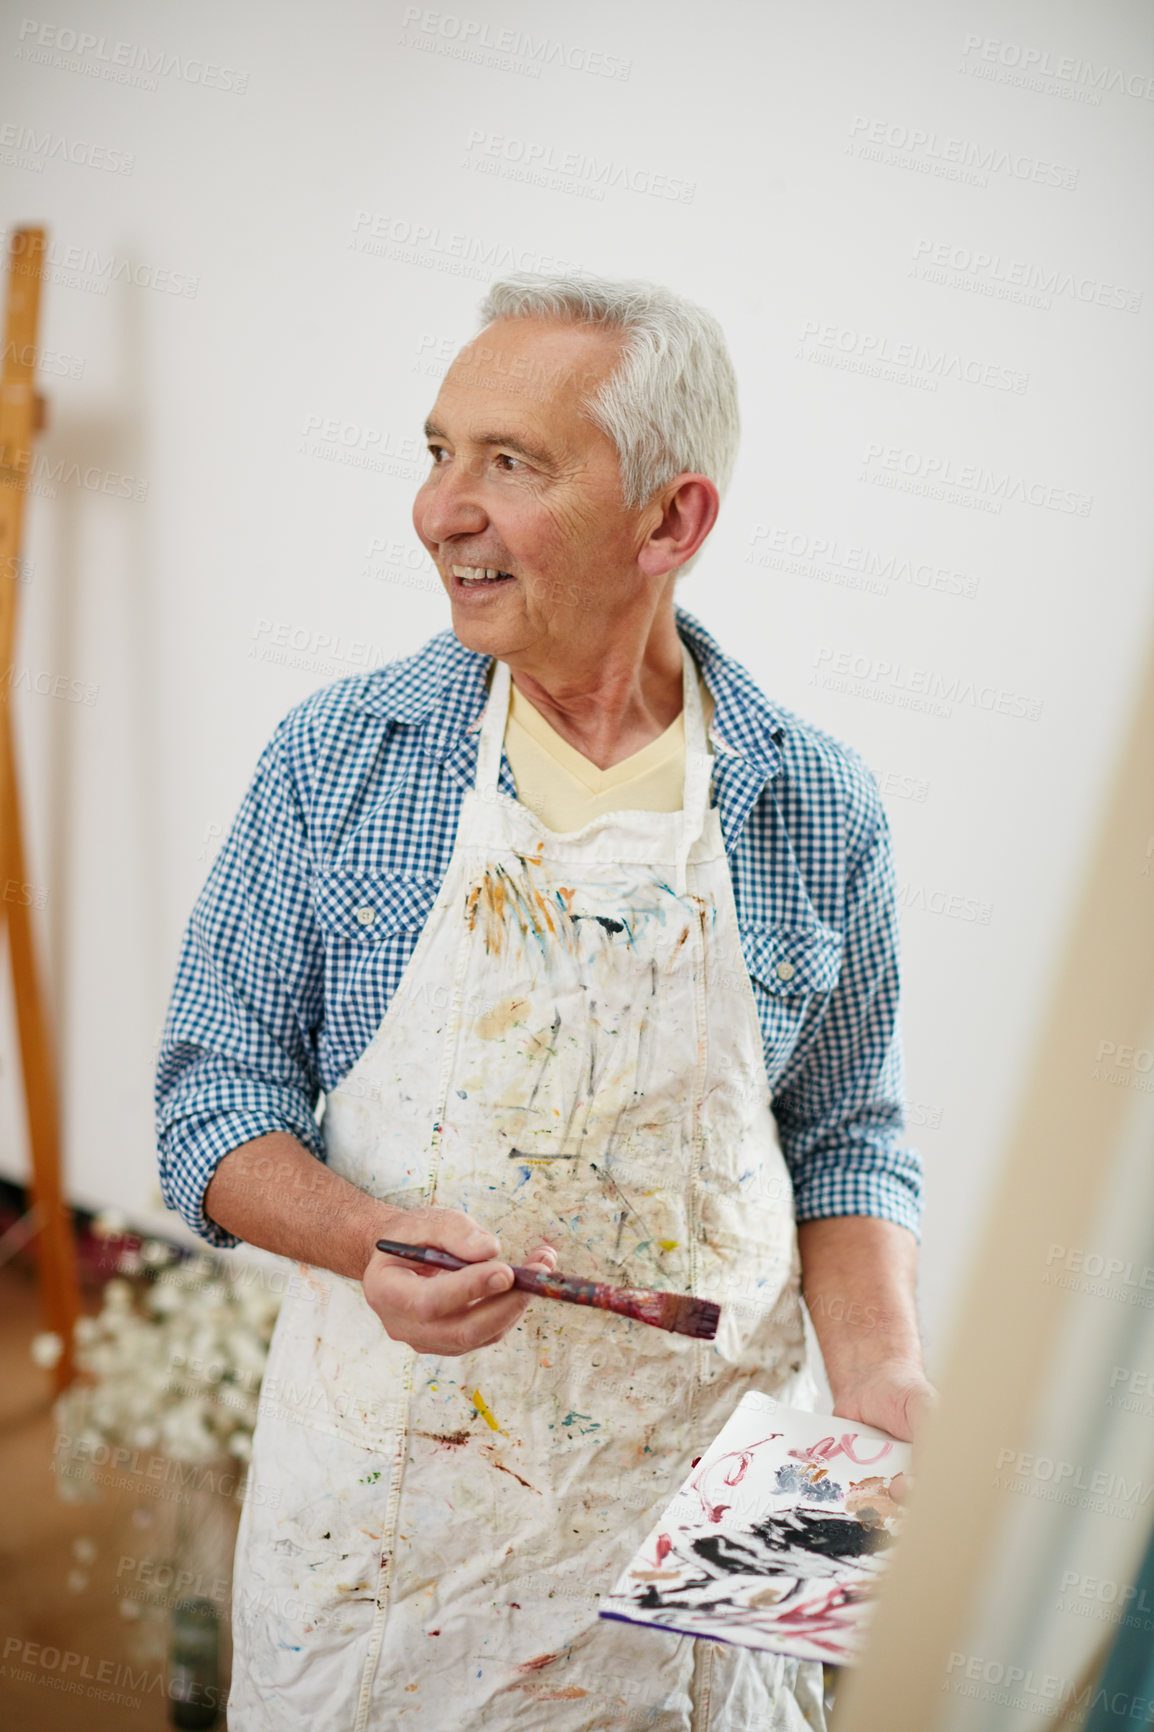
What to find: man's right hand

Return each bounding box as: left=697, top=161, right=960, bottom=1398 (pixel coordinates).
left=363, top=1206, right=557, bottom=1357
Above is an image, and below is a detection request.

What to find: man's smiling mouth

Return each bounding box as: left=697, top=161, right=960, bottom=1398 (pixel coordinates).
left=451, top=565, right=515, bottom=586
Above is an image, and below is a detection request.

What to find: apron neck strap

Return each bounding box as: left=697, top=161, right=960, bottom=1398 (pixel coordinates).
left=475, top=656, right=511, bottom=798
left=474, top=641, right=713, bottom=881
left=677, top=640, right=713, bottom=892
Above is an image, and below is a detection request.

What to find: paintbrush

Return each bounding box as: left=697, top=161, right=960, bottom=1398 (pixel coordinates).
left=374, top=1239, right=721, bottom=1340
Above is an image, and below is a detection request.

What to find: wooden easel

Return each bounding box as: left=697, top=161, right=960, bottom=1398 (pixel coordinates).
left=834, top=544, right=1154, bottom=1726
left=0, top=226, right=80, bottom=1393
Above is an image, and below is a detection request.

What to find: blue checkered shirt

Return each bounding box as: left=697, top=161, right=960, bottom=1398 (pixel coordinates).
left=156, top=607, right=923, bottom=1249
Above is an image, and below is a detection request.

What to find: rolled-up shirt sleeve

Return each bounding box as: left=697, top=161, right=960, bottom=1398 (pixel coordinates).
left=772, top=793, right=924, bottom=1239
left=155, top=717, right=325, bottom=1248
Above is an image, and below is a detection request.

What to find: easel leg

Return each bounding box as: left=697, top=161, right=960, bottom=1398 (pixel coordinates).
left=0, top=715, right=81, bottom=1392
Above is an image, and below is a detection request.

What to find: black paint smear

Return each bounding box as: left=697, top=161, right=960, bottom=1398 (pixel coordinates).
left=635, top=1577, right=714, bottom=1609
left=568, top=913, right=626, bottom=937
left=689, top=1510, right=890, bottom=1579
left=752, top=1509, right=891, bottom=1561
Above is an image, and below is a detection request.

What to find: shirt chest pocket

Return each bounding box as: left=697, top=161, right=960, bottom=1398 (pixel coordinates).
left=313, top=871, right=442, bottom=943
left=312, top=871, right=443, bottom=1026
left=736, top=921, right=843, bottom=1085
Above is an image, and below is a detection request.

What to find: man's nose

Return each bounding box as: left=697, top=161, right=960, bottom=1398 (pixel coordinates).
left=414, top=463, right=488, bottom=543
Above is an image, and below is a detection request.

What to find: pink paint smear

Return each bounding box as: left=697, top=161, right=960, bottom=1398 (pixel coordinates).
left=690, top=1435, right=783, bottom=1523
left=788, top=1434, right=893, bottom=1470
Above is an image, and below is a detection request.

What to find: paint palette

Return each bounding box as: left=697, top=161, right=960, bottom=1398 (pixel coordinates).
left=598, top=1391, right=912, bottom=1665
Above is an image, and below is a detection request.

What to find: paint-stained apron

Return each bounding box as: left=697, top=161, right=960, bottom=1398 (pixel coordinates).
left=229, top=644, right=827, bottom=1732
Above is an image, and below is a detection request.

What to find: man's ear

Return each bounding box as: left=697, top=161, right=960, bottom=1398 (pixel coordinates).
left=637, top=475, right=720, bottom=580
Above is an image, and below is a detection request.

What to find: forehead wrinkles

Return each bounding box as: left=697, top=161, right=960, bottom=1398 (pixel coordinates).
left=429, top=322, right=628, bottom=485
left=438, top=368, right=581, bottom=440
left=429, top=392, right=595, bottom=476
left=449, top=321, right=620, bottom=418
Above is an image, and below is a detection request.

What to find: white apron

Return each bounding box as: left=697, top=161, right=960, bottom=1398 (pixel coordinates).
left=229, top=644, right=826, bottom=1731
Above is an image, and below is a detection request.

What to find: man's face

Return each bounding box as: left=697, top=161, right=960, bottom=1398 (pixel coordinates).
left=412, top=317, right=660, bottom=661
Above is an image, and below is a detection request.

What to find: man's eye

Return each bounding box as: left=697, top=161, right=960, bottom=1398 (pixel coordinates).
left=428, top=444, right=448, bottom=463
left=495, top=453, right=523, bottom=471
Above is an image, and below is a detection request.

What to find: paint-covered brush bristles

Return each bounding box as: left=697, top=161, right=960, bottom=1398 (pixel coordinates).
left=376, top=1240, right=722, bottom=1340
left=656, top=1294, right=722, bottom=1340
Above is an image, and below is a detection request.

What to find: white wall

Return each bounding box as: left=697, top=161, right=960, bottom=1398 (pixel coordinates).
left=2, top=0, right=1151, bottom=1366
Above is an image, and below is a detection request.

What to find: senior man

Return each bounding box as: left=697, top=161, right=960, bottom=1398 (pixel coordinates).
left=156, top=274, right=930, bottom=1730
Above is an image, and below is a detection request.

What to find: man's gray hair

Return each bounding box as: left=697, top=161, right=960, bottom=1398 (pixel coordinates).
left=477, top=274, right=740, bottom=510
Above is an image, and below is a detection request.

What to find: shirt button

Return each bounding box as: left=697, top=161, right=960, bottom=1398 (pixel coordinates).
left=355, top=906, right=376, bottom=926
left=776, top=961, right=795, bottom=982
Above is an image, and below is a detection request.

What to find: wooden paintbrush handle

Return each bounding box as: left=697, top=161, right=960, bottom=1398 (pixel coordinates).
left=375, top=1242, right=660, bottom=1325
left=509, top=1263, right=639, bottom=1316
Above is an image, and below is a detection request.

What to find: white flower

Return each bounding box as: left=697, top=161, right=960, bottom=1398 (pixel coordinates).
left=92, top=1209, right=129, bottom=1239
left=72, top=1537, right=97, bottom=1564
left=225, top=1329, right=268, bottom=1379
left=67, top=1570, right=88, bottom=1593
left=140, top=1239, right=174, bottom=1268
left=30, top=1332, right=64, bottom=1368
left=118, top=1598, right=142, bottom=1620
left=184, top=1257, right=220, bottom=1288
left=49, top=1256, right=282, bottom=1479
left=160, top=1399, right=220, bottom=1464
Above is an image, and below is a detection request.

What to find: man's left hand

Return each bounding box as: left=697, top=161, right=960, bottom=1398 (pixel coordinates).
left=829, top=1356, right=938, bottom=1445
